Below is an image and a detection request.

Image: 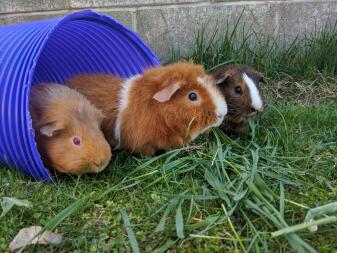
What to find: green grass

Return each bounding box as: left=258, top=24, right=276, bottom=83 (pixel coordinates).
left=1, top=22, right=337, bottom=252
left=168, top=17, right=337, bottom=80
left=1, top=102, right=336, bottom=252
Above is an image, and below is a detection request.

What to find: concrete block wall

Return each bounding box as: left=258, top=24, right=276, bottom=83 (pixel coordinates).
left=1, top=0, right=337, bottom=61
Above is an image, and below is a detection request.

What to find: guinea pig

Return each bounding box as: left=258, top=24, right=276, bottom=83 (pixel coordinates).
left=66, top=62, right=228, bottom=156
left=210, top=64, right=264, bottom=136
left=29, top=83, right=112, bottom=174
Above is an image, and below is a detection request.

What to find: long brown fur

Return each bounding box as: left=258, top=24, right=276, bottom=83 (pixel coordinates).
left=211, top=64, right=264, bottom=136
left=66, top=62, right=226, bottom=156
left=29, top=83, right=112, bottom=173
left=65, top=75, right=122, bottom=146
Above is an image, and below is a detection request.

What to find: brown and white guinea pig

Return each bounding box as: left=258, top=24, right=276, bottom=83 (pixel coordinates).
left=211, top=64, right=264, bottom=136
left=65, top=62, right=228, bottom=156
left=29, top=83, right=112, bottom=174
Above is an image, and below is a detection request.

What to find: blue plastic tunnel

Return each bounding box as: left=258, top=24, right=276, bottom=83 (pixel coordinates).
left=0, top=9, right=160, bottom=182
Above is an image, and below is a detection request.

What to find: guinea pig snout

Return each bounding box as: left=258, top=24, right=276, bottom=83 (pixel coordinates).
left=214, top=102, right=228, bottom=127
left=249, top=106, right=264, bottom=116
left=93, top=160, right=109, bottom=173
left=214, top=114, right=225, bottom=127
left=217, top=113, right=225, bottom=120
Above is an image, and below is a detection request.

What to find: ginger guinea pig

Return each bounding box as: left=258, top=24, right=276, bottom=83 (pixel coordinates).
left=211, top=64, right=264, bottom=136
left=29, top=83, right=112, bottom=174
left=66, top=62, right=228, bottom=156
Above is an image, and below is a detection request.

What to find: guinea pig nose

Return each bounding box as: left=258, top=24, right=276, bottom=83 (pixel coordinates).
left=95, top=161, right=104, bottom=167
left=94, top=161, right=108, bottom=172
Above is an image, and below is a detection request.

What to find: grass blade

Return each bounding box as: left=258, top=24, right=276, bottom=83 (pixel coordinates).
left=152, top=240, right=177, bottom=253
left=280, top=182, right=285, bottom=218
left=175, top=201, right=185, bottom=239
left=42, top=195, right=89, bottom=232
left=305, top=201, right=337, bottom=222
left=222, top=204, right=247, bottom=253
left=120, top=209, right=140, bottom=253
left=155, top=198, right=178, bottom=232
left=17, top=195, right=90, bottom=253
left=272, top=216, right=337, bottom=237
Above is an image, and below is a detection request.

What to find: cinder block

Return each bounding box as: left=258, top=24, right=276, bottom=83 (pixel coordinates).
left=136, top=2, right=275, bottom=61
left=1, top=0, right=336, bottom=62
left=0, top=12, right=68, bottom=26
left=0, top=0, right=69, bottom=14
left=98, top=10, right=134, bottom=29
left=69, top=0, right=203, bottom=9
left=136, top=1, right=337, bottom=61
left=274, top=1, right=337, bottom=39
left=0, top=10, right=133, bottom=31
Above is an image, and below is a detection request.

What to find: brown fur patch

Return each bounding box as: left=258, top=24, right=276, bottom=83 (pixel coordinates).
left=66, top=74, right=123, bottom=146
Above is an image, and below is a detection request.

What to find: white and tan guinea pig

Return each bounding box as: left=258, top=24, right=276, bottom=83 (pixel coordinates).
left=66, top=62, right=228, bottom=156
left=211, top=64, right=264, bottom=135
left=29, top=83, right=112, bottom=174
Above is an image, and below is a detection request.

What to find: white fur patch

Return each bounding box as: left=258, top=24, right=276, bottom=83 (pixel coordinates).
left=197, top=76, right=228, bottom=127
left=114, top=75, right=140, bottom=148
left=243, top=73, right=263, bottom=111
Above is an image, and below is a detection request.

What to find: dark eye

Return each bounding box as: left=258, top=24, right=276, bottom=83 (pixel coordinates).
left=234, top=86, right=243, bottom=95
left=72, top=136, right=81, bottom=146
left=188, top=92, right=198, bottom=101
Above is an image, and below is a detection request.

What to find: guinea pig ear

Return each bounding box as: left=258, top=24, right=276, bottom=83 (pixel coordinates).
left=258, top=73, right=265, bottom=83
left=251, top=70, right=265, bottom=83
left=153, top=82, right=181, bottom=103
left=39, top=122, right=64, bottom=137
left=215, top=73, right=230, bottom=86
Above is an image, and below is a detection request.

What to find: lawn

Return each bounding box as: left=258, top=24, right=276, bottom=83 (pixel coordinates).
left=0, top=21, right=336, bottom=252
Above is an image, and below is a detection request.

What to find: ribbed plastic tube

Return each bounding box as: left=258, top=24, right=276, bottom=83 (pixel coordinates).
left=0, top=9, right=160, bottom=182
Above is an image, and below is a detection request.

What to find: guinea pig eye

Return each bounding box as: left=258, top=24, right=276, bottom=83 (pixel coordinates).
left=234, top=86, right=243, bottom=95
left=72, top=136, right=81, bottom=147
left=188, top=92, right=198, bottom=101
